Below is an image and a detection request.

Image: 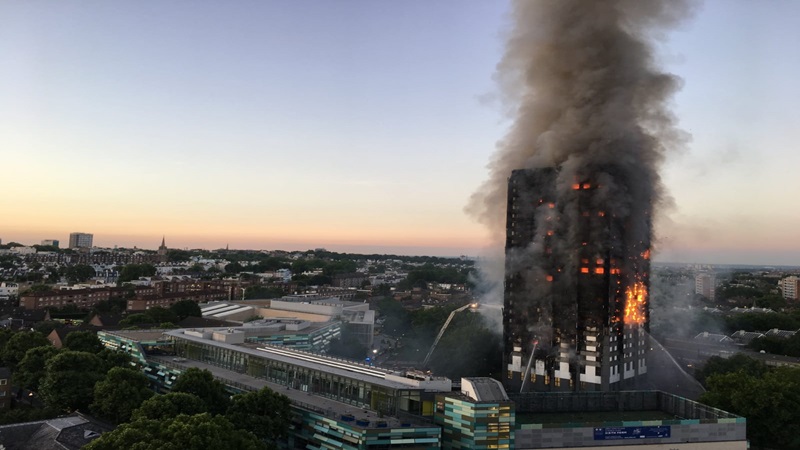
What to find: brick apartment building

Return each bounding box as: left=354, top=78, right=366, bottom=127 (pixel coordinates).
left=20, top=286, right=156, bottom=310
left=126, top=290, right=227, bottom=311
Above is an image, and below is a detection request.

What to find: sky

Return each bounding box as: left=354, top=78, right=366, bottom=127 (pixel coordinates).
left=1, top=1, right=799, bottom=265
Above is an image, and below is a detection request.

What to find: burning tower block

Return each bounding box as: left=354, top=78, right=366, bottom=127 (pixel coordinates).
left=503, top=168, right=651, bottom=393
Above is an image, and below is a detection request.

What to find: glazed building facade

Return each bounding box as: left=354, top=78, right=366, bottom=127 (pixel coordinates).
left=503, top=168, right=650, bottom=393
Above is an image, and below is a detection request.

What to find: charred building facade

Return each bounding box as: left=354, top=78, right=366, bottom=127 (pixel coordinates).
left=503, top=168, right=650, bottom=393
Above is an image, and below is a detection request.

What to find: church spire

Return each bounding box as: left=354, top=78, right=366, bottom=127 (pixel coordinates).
left=157, top=236, right=168, bottom=257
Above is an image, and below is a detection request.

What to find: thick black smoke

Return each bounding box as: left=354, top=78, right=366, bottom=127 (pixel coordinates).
left=468, top=0, right=694, bottom=310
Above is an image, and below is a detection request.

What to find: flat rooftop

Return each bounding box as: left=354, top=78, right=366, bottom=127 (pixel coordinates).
left=101, top=329, right=174, bottom=343
left=149, top=355, right=433, bottom=429
left=162, top=328, right=447, bottom=391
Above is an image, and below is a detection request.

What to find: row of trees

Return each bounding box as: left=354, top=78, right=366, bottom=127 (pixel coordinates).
left=1, top=326, right=291, bottom=449
left=395, top=264, right=472, bottom=290
left=86, top=367, right=291, bottom=450
left=697, top=354, right=800, bottom=449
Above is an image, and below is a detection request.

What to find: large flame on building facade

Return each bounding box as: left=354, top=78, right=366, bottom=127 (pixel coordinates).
left=624, top=281, right=647, bottom=325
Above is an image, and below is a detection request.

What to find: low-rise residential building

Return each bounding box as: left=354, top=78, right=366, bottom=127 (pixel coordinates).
left=333, top=272, right=369, bottom=288
left=126, top=290, right=227, bottom=312
left=20, top=286, right=156, bottom=310
left=0, top=282, right=19, bottom=301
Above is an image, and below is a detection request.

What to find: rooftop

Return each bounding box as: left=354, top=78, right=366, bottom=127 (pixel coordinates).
left=149, top=355, right=433, bottom=429
left=162, top=328, right=450, bottom=391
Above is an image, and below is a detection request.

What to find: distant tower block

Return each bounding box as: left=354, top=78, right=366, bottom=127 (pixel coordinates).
left=68, top=232, right=93, bottom=249
left=695, top=272, right=716, bottom=300
left=503, top=168, right=650, bottom=393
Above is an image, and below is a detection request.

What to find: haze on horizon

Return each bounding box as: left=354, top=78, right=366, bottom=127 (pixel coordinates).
left=2, top=1, right=799, bottom=266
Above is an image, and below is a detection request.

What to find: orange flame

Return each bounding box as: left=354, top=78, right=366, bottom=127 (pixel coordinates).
left=624, top=281, right=647, bottom=325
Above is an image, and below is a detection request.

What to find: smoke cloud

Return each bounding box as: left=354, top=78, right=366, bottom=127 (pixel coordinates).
left=468, top=0, right=693, bottom=243
left=468, top=2, right=695, bottom=335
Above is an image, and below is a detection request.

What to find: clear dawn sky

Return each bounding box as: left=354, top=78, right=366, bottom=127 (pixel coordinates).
left=1, top=1, right=799, bottom=265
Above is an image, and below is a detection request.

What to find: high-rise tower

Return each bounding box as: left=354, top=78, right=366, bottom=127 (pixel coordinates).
left=68, top=232, right=93, bottom=249
left=503, top=168, right=650, bottom=393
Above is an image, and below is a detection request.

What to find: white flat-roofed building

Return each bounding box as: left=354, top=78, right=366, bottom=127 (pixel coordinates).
left=780, top=275, right=800, bottom=301
left=695, top=272, right=716, bottom=300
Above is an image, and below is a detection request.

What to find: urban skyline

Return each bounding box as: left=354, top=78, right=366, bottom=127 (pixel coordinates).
left=3, top=1, right=800, bottom=265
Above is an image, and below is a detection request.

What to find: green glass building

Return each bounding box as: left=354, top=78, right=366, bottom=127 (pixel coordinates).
left=435, top=378, right=515, bottom=449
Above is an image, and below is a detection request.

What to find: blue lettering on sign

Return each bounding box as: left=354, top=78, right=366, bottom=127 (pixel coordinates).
left=593, top=426, right=671, bottom=440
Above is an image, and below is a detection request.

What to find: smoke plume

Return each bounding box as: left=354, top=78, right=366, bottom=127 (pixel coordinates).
left=468, top=1, right=694, bottom=330
left=468, top=0, right=692, bottom=243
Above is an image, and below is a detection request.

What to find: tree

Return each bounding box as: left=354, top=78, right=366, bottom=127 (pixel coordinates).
left=119, top=313, right=153, bottom=327
left=1, top=331, right=51, bottom=370
left=39, top=351, right=107, bottom=411
left=97, top=348, right=133, bottom=371
left=695, top=354, right=767, bottom=387
left=244, top=286, right=284, bottom=300
left=226, top=387, right=292, bottom=443
left=34, top=320, right=64, bottom=335
left=14, top=346, right=60, bottom=391
left=166, top=249, right=191, bottom=262
left=132, top=392, right=208, bottom=421
left=171, top=368, right=230, bottom=414
left=63, top=331, right=105, bottom=354
left=170, top=300, right=202, bottom=320
left=0, top=328, right=13, bottom=349
left=28, top=284, right=52, bottom=293
left=145, top=307, right=179, bottom=324
left=118, top=264, right=157, bottom=284
left=61, top=264, right=96, bottom=284
left=700, top=367, right=800, bottom=449
left=224, top=262, right=245, bottom=274
left=90, top=367, right=154, bottom=423
left=84, top=413, right=267, bottom=450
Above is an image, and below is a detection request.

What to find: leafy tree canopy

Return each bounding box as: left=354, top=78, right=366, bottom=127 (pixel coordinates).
left=695, top=353, right=768, bottom=387
left=118, top=264, right=157, bottom=284
left=1, top=331, right=51, bottom=370
left=171, top=368, right=231, bottom=415
left=14, top=345, right=60, bottom=391
left=91, top=367, right=154, bottom=424
left=40, top=351, right=107, bottom=411
left=60, top=264, right=96, bottom=284
left=226, top=387, right=291, bottom=442
left=170, top=300, right=202, bottom=320
left=64, top=331, right=105, bottom=354
left=132, top=392, right=208, bottom=421
left=700, top=367, right=800, bottom=449
left=84, top=413, right=267, bottom=450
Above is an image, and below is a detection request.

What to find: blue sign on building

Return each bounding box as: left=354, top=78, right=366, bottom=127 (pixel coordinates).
left=593, top=426, right=671, bottom=440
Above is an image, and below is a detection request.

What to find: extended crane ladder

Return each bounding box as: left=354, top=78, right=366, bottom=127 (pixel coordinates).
left=422, top=303, right=471, bottom=366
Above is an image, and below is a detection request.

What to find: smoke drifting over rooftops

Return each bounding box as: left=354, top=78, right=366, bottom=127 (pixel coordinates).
left=468, top=0, right=694, bottom=241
